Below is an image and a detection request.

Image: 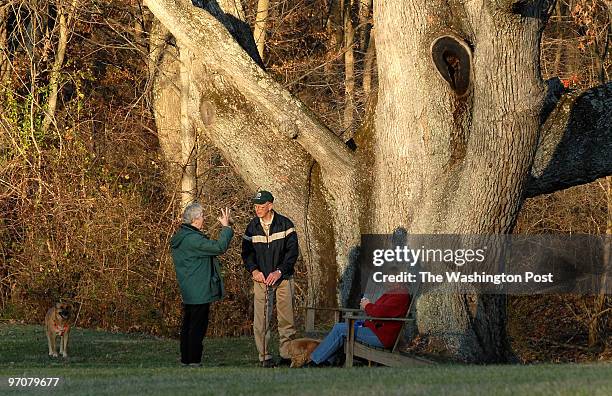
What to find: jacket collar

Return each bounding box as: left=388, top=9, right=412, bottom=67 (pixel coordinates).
left=181, top=224, right=209, bottom=238
left=182, top=224, right=201, bottom=233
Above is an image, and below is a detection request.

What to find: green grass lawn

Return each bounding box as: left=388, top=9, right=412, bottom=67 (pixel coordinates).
left=1, top=324, right=611, bottom=396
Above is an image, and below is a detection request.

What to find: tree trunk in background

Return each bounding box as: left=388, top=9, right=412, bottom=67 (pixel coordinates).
left=358, top=0, right=373, bottom=100
left=0, top=5, right=9, bottom=88
left=342, top=0, right=355, bottom=136
left=358, top=0, right=372, bottom=53
left=43, top=0, right=78, bottom=132
left=179, top=45, right=197, bottom=209
left=589, top=176, right=611, bottom=347
left=253, top=0, right=270, bottom=61
left=588, top=2, right=610, bottom=347
left=362, top=29, right=374, bottom=97
left=133, top=3, right=151, bottom=46
left=149, top=19, right=181, bottom=180
left=552, top=0, right=563, bottom=76
left=325, top=0, right=343, bottom=78
left=145, top=0, right=612, bottom=362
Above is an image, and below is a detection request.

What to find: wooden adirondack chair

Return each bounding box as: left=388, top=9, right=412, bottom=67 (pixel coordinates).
left=343, top=282, right=431, bottom=367
left=302, top=263, right=407, bottom=335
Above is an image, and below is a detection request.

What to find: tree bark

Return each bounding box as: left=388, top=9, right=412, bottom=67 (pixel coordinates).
left=526, top=82, right=612, bottom=198
left=179, top=45, right=197, bottom=208
left=145, top=0, right=612, bottom=362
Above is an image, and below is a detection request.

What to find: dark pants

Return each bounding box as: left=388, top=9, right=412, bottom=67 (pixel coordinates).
left=180, top=303, right=210, bottom=364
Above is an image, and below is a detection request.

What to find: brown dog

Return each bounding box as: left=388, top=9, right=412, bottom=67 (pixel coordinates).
left=287, top=338, right=320, bottom=368
left=45, top=303, right=71, bottom=358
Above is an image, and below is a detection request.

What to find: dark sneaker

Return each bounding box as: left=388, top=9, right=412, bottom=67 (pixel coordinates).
left=261, top=359, right=276, bottom=368
left=277, top=357, right=292, bottom=366
left=302, top=360, right=332, bottom=368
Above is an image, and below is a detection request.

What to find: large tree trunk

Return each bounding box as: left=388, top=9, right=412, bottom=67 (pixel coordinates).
left=364, top=0, right=553, bottom=361
left=145, top=0, right=612, bottom=362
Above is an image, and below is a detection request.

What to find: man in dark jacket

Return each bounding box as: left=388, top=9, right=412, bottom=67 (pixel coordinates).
left=171, top=202, right=233, bottom=366
left=242, top=190, right=299, bottom=367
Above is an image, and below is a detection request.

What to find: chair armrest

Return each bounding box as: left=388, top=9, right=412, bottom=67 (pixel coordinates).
left=343, top=314, right=414, bottom=322
left=299, top=306, right=362, bottom=313
left=301, top=307, right=364, bottom=332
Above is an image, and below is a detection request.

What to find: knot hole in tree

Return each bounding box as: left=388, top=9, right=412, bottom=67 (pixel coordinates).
left=431, top=35, right=472, bottom=97
left=199, top=99, right=215, bottom=125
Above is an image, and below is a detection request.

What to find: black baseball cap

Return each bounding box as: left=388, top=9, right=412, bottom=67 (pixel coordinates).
left=252, top=190, right=274, bottom=204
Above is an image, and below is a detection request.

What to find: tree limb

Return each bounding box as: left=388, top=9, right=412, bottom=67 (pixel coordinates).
left=525, top=82, right=612, bottom=198
left=143, top=0, right=355, bottom=178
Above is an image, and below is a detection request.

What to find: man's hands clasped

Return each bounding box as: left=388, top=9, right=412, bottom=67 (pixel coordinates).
left=251, top=269, right=282, bottom=286
left=264, top=269, right=281, bottom=286
left=251, top=269, right=266, bottom=283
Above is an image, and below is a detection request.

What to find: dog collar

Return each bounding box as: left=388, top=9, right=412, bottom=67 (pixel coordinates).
left=54, top=323, right=69, bottom=336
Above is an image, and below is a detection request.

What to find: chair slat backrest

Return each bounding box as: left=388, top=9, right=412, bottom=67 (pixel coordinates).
left=391, top=275, right=421, bottom=353
left=360, top=260, right=422, bottom=353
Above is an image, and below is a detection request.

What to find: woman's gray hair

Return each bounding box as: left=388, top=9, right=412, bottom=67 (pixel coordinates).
left=182, top=202, right=204, bottom=224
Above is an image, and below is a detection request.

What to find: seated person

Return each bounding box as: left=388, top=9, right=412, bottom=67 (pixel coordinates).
left=306, top=281, right=410, bottom=367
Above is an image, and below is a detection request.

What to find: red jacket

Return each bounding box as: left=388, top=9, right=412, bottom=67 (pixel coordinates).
left=363, top=290, right=410, bottom=348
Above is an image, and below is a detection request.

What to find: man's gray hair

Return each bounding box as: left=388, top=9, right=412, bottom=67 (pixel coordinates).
left=182, top=202, right=203, bottom=224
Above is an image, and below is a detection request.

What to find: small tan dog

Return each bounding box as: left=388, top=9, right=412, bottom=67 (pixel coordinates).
left=287, top=338, right=320, bottom=368
left=45, top=303, right=72, bottom=358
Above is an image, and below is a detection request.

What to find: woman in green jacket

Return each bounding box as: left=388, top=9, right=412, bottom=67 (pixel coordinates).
left=170, top=202, right=233, bottom=366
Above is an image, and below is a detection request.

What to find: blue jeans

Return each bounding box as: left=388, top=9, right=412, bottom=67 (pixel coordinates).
left=310, top=322, right=383, bottom=364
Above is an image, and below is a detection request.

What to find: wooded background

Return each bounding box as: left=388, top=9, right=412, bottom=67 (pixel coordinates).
left=0, top=0, right=610, bottom=361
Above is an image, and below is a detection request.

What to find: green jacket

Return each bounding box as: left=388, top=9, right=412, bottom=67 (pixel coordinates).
left=170, top=224, right=234, bottom=304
